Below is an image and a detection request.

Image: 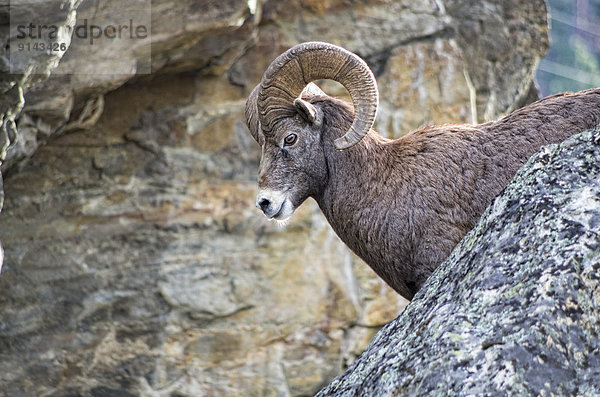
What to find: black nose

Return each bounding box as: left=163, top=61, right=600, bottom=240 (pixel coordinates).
left=258, top=198, right=271, bottom=212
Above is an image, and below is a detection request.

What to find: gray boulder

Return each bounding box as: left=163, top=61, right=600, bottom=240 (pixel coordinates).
left=318, top=125, right=600, bottom=396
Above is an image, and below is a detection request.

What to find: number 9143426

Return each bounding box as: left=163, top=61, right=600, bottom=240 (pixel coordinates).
left=17, top=42, right=67, bottom=52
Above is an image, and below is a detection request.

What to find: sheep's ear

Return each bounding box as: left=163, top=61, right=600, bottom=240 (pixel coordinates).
left=294, top=98, right=322, bottom=127
left=301, top=82, right=327, bottom=99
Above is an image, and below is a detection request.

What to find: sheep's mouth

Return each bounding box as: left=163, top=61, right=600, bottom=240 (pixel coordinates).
left=256, top=188, right=296, bottom=220
left=271, top=199, right=294, bottom=220
left=271, top=205, right=285, bottom=219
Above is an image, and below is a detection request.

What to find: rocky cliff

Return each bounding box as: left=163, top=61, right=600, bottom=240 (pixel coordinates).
left=317, top=125, right=600, bottom=396
left=0, top=0, right=549, bottom=395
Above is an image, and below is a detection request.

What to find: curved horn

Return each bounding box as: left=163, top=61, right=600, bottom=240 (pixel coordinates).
left=245, top=84, right=262, bottom=144
left=257, top=42, right=379, bottom=150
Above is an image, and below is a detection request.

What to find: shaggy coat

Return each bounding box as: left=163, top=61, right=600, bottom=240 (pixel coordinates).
left=302, top=88, right=600, bottom=298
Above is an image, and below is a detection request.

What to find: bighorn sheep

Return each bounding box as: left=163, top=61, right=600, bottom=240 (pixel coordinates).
left=245, top=41, right=600, bottom=300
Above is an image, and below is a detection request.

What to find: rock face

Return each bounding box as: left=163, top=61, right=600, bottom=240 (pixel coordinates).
left=0, top=0, right=81, bottom=291
left=0, top=0, right=549, bottom=395
left=0, top=0, right=77, bottom=163
left=318, top=126, right=600, bottom=396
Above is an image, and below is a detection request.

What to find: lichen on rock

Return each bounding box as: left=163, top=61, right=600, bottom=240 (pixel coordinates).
left=318, top=125, right=600, bottom=396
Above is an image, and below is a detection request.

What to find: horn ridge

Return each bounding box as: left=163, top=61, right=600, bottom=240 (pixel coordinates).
left=256, top=41, right=379, bottom=149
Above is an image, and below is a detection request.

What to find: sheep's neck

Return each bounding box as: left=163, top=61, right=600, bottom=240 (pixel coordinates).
left=315, top=132, right=402, bottom=279
left=318, top=131, right=384, bottom=218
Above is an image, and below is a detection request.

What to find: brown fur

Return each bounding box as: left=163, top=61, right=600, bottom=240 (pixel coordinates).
left=256, top=88, right=600, bottom=299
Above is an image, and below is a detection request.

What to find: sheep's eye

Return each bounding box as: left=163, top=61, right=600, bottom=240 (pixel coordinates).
left=284, top=133, right=298, bottom=146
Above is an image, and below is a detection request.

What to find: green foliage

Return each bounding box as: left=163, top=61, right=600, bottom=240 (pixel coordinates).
left=573, top=37, right=600, bottom=73
left=536, top=0, right=600, bottom=95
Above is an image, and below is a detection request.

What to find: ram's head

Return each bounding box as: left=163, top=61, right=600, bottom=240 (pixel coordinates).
left=244, top=42, right=379, bottom=220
